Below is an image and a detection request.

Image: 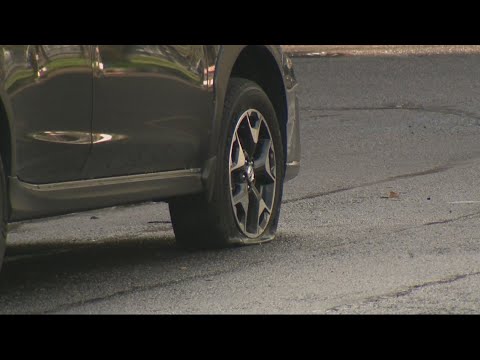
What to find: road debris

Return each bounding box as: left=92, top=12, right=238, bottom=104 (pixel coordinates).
left=381, top=191, right=400, bottom=200
left=448, top=201, right=480, bottom=204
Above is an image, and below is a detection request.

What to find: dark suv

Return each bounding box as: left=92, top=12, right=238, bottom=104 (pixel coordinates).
left=0, top=45, right=300, bottom=271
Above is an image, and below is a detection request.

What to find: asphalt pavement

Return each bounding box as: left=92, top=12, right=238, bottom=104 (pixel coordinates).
left=283, top=45, right=480, bottom=57
left=2, top=54, right=480, bottom=314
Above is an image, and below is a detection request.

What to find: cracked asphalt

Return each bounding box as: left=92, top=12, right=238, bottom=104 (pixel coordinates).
left=2, top=54, right=480, bottom=314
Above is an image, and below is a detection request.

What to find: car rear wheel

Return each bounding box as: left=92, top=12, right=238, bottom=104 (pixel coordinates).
left=169, top=78, right=285, bottom=248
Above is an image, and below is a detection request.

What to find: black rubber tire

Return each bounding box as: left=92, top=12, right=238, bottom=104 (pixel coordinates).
left=0, top=156, right=7, bottom=273
left=169, top=78, right=285, bottom=249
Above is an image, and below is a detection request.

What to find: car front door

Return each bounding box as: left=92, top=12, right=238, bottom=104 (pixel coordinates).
left=4, top=45, right=94, bottom=184
left=84, top=45, right=212, bottom=179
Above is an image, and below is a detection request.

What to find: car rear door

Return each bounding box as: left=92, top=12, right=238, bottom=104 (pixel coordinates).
left=84, top=45, right=212, bottom=179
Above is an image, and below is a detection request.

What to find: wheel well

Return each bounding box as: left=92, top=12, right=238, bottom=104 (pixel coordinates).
left=230, top=46, right=288, bottom=160
left=0, top=99, right=11, bottom=178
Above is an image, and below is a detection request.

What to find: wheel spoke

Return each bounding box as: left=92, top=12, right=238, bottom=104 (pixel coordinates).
left=230, top=133, right=246, bottom=171
left=248, top=185, right=271, bottom=234
left=232, top=183, right=249, bottom=230
left=254, top=138, right=275, bottom=183
left=232, top=183, right=249, bottom=210
left=252, top=185, right=271, bottom=213
left=246, top=111, right=261, bottom=146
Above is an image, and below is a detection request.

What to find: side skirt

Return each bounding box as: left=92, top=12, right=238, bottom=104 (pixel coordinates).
left=8, top=169, right=203, bottom=221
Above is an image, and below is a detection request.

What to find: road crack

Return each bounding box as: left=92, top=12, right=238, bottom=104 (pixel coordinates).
left=40, top=260, right=264, bottom=314
left=326, top=271, right=480, bottom=313
left=385, top=211, right=480, bottom=238
left=303, top=104, right=480, bottom=123
left=283, top=164, right=451, bottom=204
left=423, top=211, right=480, bottom=226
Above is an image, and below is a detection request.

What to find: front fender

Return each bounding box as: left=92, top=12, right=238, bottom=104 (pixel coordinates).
left=202, top=45, right=286, bottom=199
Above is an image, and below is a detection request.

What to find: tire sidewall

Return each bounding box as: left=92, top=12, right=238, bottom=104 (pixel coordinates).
left=0, top=157, right=7, bottom=272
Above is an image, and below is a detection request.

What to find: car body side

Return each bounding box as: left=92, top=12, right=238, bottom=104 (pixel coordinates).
left=0, top=45, right=300, bottom=222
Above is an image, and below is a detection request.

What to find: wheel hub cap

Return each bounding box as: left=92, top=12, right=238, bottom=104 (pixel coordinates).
left=246, top=163, right=255, bottom=183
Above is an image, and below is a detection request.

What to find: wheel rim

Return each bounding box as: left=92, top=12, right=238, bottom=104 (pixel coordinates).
left=229, top=109, right=277, bottom=238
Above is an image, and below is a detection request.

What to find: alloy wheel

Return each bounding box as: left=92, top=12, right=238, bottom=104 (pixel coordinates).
left=229, top=109, right=277, bottom=238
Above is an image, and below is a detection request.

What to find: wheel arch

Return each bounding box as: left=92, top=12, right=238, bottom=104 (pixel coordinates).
left=203, top=45, right=288, bottom=200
